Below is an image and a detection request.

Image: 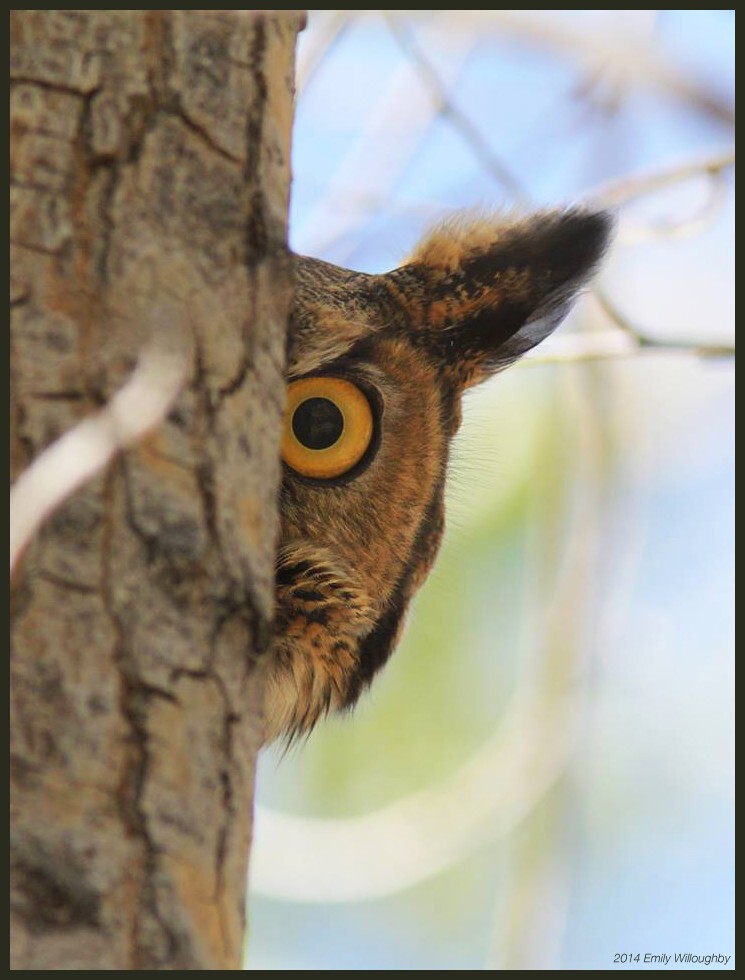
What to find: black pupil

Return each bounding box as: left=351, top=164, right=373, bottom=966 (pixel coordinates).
left=292, top=397, right=344, bottom=450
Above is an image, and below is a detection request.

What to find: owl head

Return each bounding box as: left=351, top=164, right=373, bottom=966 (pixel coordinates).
left=264, top=208, right=613, bottom=742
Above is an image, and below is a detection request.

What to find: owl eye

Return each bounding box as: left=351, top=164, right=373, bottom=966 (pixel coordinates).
left=282, top=376, right=374, bottom=480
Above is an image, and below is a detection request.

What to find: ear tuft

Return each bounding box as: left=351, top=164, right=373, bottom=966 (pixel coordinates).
left=468, top=208, right=614, bottom=299
left=388, top=207, right=615, bottom=388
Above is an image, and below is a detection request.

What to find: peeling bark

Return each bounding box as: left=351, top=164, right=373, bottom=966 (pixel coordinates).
left=10, top=10, right=302, bottom=969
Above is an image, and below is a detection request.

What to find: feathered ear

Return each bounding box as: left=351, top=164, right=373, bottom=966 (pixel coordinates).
left=384, top=209, right=614, bottom=389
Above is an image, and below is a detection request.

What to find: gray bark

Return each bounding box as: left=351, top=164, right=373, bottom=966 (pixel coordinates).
left=10, top=10, right=302, bottom=969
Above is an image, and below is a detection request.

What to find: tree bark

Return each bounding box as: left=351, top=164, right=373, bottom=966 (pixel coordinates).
left=10, top=10, right=302, bottom=970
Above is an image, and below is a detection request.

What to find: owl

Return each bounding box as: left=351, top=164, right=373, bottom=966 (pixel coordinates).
left=264, top=208, right=612, bottom=742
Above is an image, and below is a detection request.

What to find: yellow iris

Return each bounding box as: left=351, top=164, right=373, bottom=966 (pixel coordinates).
left=282, top=376, right=374, bottom=480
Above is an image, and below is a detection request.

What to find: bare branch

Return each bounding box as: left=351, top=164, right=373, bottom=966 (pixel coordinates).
left=590, top=292, right=735, bottom=361
left=295, top=10, right=351, bottom=94
left=293, top=18, right=478, bottom=259
left=591, top=149, right=735, bottom=209
left=522, top=327, right=735, bottom=367
left=440, top=10, right=735, bottom=127
left=384, top=13, right=528, bottom=203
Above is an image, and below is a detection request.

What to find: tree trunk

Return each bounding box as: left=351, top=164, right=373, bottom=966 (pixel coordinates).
left=10, top=10, right=302, bottom=970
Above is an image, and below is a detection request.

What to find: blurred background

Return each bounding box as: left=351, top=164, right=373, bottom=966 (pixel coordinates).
left=248, top=10, right=734, bottom=970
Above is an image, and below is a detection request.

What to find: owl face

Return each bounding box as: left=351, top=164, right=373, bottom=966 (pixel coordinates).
left=263, top=209, right=612, bottom=741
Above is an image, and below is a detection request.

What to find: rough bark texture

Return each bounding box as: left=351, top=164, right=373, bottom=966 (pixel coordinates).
left=10, top=10, right=302, bottom=970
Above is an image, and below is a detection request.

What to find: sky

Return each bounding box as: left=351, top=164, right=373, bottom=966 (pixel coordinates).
left=247, top=10, right=734, bottom=971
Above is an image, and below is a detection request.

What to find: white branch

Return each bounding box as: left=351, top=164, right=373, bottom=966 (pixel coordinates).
left=10, top=347, right=188, bottom=573
left=251, top=689, right=579, bottom=903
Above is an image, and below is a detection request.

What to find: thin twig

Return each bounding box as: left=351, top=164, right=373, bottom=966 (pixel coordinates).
left=295, top=10, right=351, bottom=95
left=521, top=325, right=735, bottom=367
left=439, top=10, right=735, bottom=127
left=293, top=17, right=478, bottom=259
left=591, top=292, right=735, bottom=360
left=384, top=12, right=528, bottom=203
left=591, top=149, right=735, bottom=209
